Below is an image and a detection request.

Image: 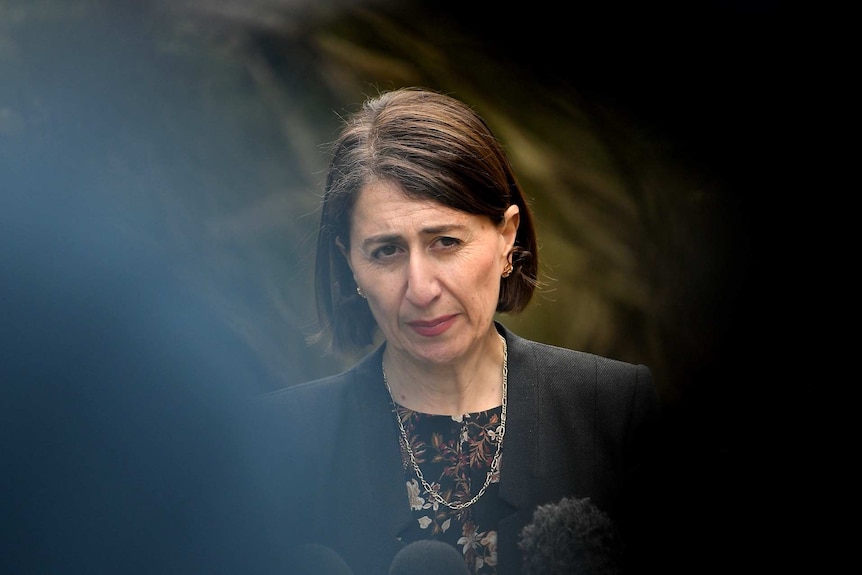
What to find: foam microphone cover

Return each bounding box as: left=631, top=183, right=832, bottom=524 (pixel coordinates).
left=288, top=543, right=355, bottom=575
left=388, top=539, right=470, bottom=575
left=518, top=496, right=623, bottom=575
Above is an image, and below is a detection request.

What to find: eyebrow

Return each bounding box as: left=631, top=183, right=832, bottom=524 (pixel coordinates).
left=360, top=223, right=469, bottom=248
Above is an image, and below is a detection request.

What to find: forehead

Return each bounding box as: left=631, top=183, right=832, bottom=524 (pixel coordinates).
left=350, top=181, right=480, bottom=236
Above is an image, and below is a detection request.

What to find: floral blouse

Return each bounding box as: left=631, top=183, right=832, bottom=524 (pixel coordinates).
left=393, top=404, right=507, bottom=575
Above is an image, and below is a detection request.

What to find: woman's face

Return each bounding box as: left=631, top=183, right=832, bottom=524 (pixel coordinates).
left=343, top=180, right=519, bottom=367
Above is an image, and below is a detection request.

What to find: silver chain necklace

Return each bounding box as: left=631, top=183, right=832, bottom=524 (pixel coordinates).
left=382, top=333, right=507, bottom=511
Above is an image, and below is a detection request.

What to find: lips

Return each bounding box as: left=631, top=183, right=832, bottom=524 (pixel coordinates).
left=406, top=315, right=457, bottom=337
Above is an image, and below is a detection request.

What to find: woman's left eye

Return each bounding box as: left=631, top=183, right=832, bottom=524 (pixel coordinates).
left=436, top=236, right=461, bottom=249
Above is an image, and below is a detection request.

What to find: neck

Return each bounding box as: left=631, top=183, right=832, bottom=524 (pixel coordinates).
left=382, top=330, right=506, bottom=415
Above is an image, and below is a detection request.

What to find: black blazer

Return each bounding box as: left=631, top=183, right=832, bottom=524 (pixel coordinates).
left=258, top=322, right=664, bottom=575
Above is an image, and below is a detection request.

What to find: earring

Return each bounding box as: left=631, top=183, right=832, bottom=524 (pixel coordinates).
left=356, top=286, right=367, bottom=299
left=502, top=262, right=513, bottom=278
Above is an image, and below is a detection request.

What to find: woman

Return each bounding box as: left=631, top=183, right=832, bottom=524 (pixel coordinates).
left=260, top=87, right=664, bottom=575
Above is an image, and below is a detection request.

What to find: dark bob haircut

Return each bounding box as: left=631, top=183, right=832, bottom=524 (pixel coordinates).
left=312, top=87, right=539, bottom=354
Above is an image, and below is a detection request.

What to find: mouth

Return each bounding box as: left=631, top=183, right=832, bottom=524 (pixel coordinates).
left=406, top=315, right=457, bottom=337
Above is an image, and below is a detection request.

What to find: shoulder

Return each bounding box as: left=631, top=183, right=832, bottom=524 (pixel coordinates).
left=257, top=345, right=384, bottom=411
left=248, top=347, right=386, bottom=460
left=261, top=369, right=351, bottom=406
left=501, top=323, right=650, bottom=379
left=498, top=323, right=656, bottom=407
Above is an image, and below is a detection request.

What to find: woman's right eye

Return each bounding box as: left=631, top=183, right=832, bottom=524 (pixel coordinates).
left=371, top=245, right=401, bottom=260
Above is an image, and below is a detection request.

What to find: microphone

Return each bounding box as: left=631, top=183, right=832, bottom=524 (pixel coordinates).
left=388, top=539, right=470, bottom=575
left=518, top=496, right=623, bottom=575
left=288, top=543, right=355, bottom=575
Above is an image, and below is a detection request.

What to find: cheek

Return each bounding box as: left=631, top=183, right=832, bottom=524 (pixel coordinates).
left=458, top=256, right=501, bottom=299
left=362, top=275, right=401, bottom=314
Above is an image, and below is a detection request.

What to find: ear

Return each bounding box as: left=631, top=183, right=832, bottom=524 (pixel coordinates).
left=335, top=236, right=354, bottom=273
left=501, top=205, right=520, bottom=253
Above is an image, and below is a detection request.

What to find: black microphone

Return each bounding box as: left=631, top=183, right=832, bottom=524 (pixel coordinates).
left=388, top=539, right=470, bottom=575
left=518, top=497, right=623, bottom=575
left=288, top=543, right=355, bottom=575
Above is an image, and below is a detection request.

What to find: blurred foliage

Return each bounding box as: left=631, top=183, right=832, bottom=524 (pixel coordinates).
left=2, top=0, right=760, bottom=410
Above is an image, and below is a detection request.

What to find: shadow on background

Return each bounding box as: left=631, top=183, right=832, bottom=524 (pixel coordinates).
left=2, top=0, right=798, bottom=572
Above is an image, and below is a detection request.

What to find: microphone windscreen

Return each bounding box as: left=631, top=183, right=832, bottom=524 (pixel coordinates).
left=518, top=497, right=623, bottom=575
left=388, top=539, right=470, bottom=575
left=288, top=543, right=355, bottom=575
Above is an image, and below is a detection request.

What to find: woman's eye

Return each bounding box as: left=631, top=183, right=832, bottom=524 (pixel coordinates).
left=371, top=245, right=401, bottom=260
left=437, top=236, right=461, bottom=249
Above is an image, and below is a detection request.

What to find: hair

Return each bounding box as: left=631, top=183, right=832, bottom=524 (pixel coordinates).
left=312, top=87, right=539, bottom=354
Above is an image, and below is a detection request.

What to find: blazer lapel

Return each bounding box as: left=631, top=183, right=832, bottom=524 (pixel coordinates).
left=495, top=323, right=540, bottom=574
left=352, top=346, right=415, bottom=545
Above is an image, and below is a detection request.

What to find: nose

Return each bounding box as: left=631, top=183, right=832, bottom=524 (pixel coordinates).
left=404, top=253, right=441, bottom=307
